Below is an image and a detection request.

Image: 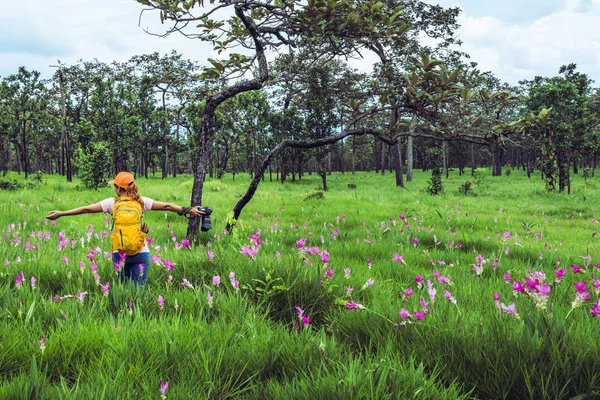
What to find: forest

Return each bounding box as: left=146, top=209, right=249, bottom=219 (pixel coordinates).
left=1, top=1, right=598, bottom=219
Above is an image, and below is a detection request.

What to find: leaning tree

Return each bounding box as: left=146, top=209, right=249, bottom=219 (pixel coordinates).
left=137, top=0, right=413, bottom=237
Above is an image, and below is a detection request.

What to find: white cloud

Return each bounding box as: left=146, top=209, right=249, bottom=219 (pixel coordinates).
left=0, top=0, right=599, bottom=87
left=0, top=0, right=215, bottom=79
left=458, top=2, right=600, bottom=83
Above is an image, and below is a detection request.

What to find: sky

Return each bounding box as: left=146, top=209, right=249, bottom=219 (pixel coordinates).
left=0, top=0, right=599, bottom=85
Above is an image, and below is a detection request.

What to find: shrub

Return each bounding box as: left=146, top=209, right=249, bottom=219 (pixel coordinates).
left=473, top=168, right=488, bottom=185
left=426, top=147, right=444, bottom=196
left=0, top=180, right=23, bottom=191
left=458, top=181, right=475, bottom=196
left=304, top=191, right=324, bottom=200
left=77, top=141, right=111, bottom=190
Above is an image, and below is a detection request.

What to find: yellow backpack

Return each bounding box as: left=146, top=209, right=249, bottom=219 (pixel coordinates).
left=110, top=197, right=147, bottom=256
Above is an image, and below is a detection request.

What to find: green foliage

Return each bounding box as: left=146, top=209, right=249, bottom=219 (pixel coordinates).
left=77, top=141, right=111, bottom=190
left=458, top=181, right=475, bottom=196
left=426, top=147, right=444, bottom=195
left=304, top=190, right=325, bottom=200
left=473, top=167, right=488, bottom=185
left=0, top=180, right=23, bottom=191
left=3, top=172, right=600, bottom=398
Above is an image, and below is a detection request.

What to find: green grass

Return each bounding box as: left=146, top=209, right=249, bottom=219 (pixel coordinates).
left=1, top=168, right=600, bottom=399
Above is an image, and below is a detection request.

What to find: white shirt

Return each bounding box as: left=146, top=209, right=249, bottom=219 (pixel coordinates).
left=100, top=197, right=154, bottom=254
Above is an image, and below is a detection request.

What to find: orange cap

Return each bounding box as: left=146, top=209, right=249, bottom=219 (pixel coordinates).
left=108, top=172, right=135, bottom=189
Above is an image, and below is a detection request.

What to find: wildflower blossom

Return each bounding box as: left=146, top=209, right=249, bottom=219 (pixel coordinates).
left=346, top=300, right=365, bottom=310
left=500, top=303, right=520, bottom=320
left=100, top=282, right=110, bottom=296
left=158, top=296, right=165, bottom=310
left=398, top=308, right=411, bottom=319
left=181, top=279, right=194, bottom=289
left=403, top=288, right=413, bottom=301
left=443, top=288, right=456, bottom=304
left=160, top=381, right=169, bottom=399
left=15, top=271, right=23, bottom=289
left=39, top=337, right=46, bottom=353
left=363, top=278, right=374, bottom=288
left=344, top=268, right=351, bottom=278
left=207, top=290, right=213, bottom=308
left=240, top=245, right=259, bottom=260
left=413, top=311, right=426, bottom=320
left=31, top=276, right=36, bottom=289
left=392, top=253, right=406, bottom=264
left=591, top=299, right=600, bottom=316
left=207, top=250, right=214, bottom=262
left=320, top=250, right=329, bottom=264
left=212, top=275, right=221, bottom=286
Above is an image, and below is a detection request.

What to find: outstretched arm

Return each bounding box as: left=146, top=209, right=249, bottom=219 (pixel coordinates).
left=46, top=203, right=103, bottom=220
left=151, top=201, right=204, bottom=217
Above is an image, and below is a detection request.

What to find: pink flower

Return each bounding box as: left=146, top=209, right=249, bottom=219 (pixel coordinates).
left=590, top=299, right=600, bottom=316
left=160, top=380, right=169, bottom=398
left=344, top=268, right=351, bottom=278
left=240, top=245, right=259, bottom=260
left=500, top=302, right=518, bottom=316
left=412, top=237, right=419, bottom=247
left=100, top=282, right=110, bottom=296
left=364, top=278, right=374, bottom=287
left=392, top=253, right=406, bottom=265
left=207, top=290, right=214, bottom=308
left=419, top=297, right=428, bottom=310
left=181, top=279, right=194, bottom=289
left=367, top=258, right=372, bottom=269
left=61, top=257, right=69, bottom=264
left=301, top=315, right=310, bottom=326
left=207, top=250, right=214, bottom=262
left=346, top=286, right=354, bottom=296
left=572, top=265, right=582, bottom=274
left=493, top=292, right=500, bottom=302
left=346, top=300, right=365, bottom=310
left=503, top=272, right=511, bottom=283
left=158, top=296, right=165, bottom=309
left=295, top=306, right=304, bottom=317
left=555, top=268, right=566, bottom=281
left=398, top=308, right=411, bottom=319
left=413, top=311, right=426, bottom=320
left=212, top=275, right=221, bottom=286
left=537, top=283, right=551, bottom=296
left=443, top=288, right=456, bottom=304
left=574, top=281, right=588, bottom=293
left=320, top=250, right=329, bottom=264
left=325, top=268, right=334, bottom=278
left=512, top=280, right=525, bottom=293
left=15, top=271, right=24, bottom=289
left=296, top=238, right=307, bottom=249
left=181, top=238, right=191, bottom=249
left=39, top=336, right=46, bottom=353
left=164, top=259, right=175, bottom=270
left=31, top=276, right=36, bottom=289
left=403, top=288, right=413, bottom=300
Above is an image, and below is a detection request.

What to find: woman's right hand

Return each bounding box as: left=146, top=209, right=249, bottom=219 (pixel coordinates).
left=46, top=211, right=62, bottom=221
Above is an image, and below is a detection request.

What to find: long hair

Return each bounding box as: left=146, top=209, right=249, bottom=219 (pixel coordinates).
left=116, top=182, right=144, bottom=207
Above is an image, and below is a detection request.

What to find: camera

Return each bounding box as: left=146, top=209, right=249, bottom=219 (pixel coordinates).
left=199, top=206, right=213, bottom=231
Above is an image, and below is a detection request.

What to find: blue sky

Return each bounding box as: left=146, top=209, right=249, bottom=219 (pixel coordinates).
left=0, top=0, right=598, bottom=85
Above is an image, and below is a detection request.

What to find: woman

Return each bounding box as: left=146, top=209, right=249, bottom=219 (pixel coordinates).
left=46, top=171, right=204, bottom=285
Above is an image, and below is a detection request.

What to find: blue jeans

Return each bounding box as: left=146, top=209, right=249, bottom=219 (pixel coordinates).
left=112, top=252, right=150, bottom=285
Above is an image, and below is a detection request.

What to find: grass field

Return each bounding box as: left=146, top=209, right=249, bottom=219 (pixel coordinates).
left=1, top=168, right=600, bottom=399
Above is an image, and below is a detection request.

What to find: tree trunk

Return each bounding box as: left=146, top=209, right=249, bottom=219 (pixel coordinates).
left=406, top=115, right=417, bottom=182
left=470, top=143, right=476, bottom=176
left=442, top=140, right=449, bottom=179
left=393, top=139, right=404, bottom=187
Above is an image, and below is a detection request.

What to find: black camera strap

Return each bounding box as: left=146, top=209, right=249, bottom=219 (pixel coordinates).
left=177, top=207, right=198, bottom=219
